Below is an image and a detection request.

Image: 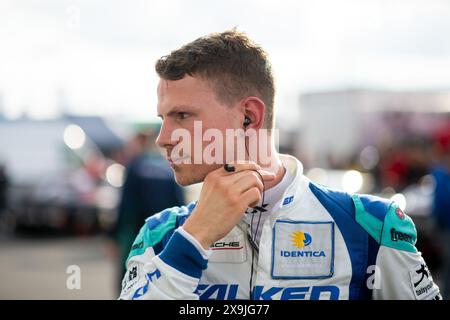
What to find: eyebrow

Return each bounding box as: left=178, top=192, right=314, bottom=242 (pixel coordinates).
left=157, top=105, right=199, bottom=118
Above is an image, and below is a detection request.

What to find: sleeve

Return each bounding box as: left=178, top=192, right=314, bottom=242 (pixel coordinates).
left=353, top=195, right=442, bottom=300
left=118, top=207, right=209, bottom=300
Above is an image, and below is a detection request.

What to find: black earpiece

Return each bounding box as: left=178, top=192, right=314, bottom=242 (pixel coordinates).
left=243, top=117, right=251, bottom=127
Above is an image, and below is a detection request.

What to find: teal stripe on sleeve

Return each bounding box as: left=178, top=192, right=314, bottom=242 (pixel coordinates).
left=352, top=194, right=418, bottom=253
left=126, top=211, right=178, bottom=265
left=352, top=194, right=384, bottom=243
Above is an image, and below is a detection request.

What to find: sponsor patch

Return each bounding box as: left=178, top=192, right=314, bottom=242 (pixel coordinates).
left=131, top=241, right=144, bottom=251
left=272, top=220, right=334, bottom=279
left=282, top=196, right=294, bottom=206
left=121, top=262, right=141, bottom=295
left=396, top=207, right=406, bottom=220
left=409, top=262, right=440, bottom=300
left=390, top=228, right=414, bottom=244
left=209, top=227, right=247, bottom=263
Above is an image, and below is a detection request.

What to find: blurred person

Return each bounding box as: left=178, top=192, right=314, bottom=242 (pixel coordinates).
left=431, top=126, right=450, bottom=299
left=0, top=164, right=12, bottom=239
left=0, top=164, right=9, bottom=235
left=110, top=131, right=185, bottom=294
left=119, top=30, right=440, bottom=300
left=0, top=164, right=8, bottom=216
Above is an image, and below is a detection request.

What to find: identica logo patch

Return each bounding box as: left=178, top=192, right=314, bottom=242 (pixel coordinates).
left=291, top=231, right=312, bottom=248
left=279, top=231, right=326, bottom=258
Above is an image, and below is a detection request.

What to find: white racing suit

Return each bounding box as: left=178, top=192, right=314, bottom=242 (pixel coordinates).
left=119, top=155, right=441, bottom=300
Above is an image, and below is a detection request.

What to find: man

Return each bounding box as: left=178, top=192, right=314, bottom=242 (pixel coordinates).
left=119, top=30, right=441, bottom=300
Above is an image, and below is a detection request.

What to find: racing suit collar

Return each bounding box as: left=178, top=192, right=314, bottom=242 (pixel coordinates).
left=240, top=154, right=307, bottom=222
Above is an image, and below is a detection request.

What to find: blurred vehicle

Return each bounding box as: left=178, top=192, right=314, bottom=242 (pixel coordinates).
left=0, top=116, right=127, bottom=236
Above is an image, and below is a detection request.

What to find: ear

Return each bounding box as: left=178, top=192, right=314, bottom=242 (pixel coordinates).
left=241, top=96, right=265, bottom=130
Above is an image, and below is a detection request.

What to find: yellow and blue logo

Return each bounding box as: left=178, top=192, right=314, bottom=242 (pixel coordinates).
left=290, top=231, right=312, bottom=248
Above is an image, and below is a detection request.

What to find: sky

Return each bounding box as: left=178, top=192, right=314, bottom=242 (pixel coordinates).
left=1, top=0, right=450, bottom=127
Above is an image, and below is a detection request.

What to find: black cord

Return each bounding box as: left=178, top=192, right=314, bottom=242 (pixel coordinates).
left=223, top=125, right=266, bottom=299
left=249, top=169, right=265, bottom=241
left=244, top=132, right=265, bottom=300
left=249, top=211, right=256, bottom=299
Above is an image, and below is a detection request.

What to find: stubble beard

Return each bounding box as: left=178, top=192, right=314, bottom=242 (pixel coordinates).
left=172, top=163, right=222, bottom=186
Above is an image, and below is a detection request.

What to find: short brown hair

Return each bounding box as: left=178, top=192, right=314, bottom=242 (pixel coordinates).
left=155, top=29, right=275, bottom=128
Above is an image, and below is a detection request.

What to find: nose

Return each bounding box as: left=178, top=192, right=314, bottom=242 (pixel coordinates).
left=156, top=119, right=175, bottom=150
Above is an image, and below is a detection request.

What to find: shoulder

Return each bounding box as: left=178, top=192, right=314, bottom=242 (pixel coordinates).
left=308, top=181, right=355, bottom=217
left=308, top=181, right=417, bottom=253
left=126, top=201, right=196, bottom=263
left=353, top=193, right=417, bottom=253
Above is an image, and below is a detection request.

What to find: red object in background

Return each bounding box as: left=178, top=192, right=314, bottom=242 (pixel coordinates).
left=433, top=122, right=450, bottom=153
left=381, top=152, right=409, bottom=190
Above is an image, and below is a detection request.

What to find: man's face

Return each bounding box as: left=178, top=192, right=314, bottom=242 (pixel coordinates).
left=156, top=75, right=240, bottom=186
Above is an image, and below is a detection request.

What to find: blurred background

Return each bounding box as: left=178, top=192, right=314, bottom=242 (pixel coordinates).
left=1, top=0, right=450, bottom=299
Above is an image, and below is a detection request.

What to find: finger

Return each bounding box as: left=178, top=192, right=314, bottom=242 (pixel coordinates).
left=258, top=170, right=276, bottom=181
left=223, top=169, right=275, bottom=185
left=240, top=187, right=262, bottom=208
left=221, top=161, right=261, bottom=175
left=233, top=172, right=264, bottom=195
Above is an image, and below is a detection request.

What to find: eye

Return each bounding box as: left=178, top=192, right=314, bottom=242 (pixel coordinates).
left=177, top=112, right=189, bottom=120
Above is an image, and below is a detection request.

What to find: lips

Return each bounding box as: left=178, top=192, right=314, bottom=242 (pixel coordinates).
left=167, top=155, right=191, bottom=165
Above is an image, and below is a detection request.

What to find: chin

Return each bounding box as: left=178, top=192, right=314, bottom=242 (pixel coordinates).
left=172, top=164, right=218, bottom=186
left=172, top=166, right=205, bottom=186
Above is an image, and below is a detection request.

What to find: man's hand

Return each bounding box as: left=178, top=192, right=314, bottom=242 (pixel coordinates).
left=182, top=162, right=275, bottom=250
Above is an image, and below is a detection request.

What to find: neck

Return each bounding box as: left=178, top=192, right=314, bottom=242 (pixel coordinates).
left=258, top=147, right=285, bottom=191
left=241, top=132, right=285, bottom=190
